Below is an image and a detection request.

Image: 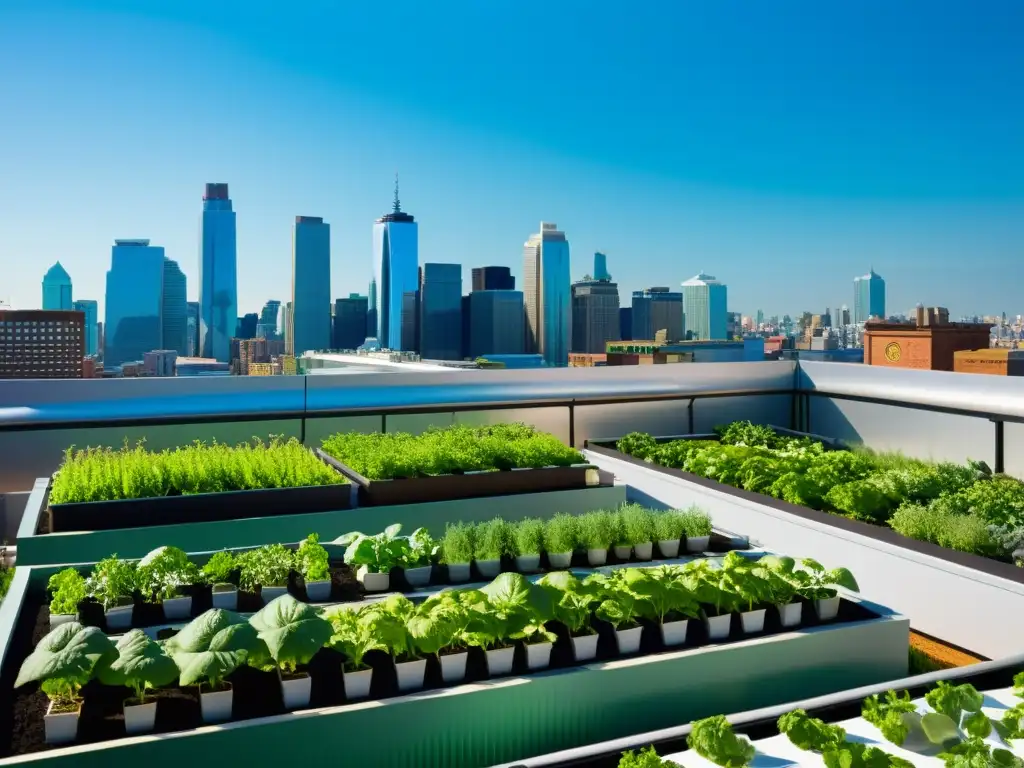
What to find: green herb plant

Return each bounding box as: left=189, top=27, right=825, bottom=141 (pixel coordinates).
left=627, top=566, right=700, bottom=624
left=201, top=551, right=237, bottom=587
left=440, top=522, right=475, bottom=566
left=137, top=546, right=202, bottom=603
left=297, top=534, right=331, bottom=583
left=323, top=606, right=384, bottom=671
left=544, top=513, right=579, bottom=555
left=513, top=518, right=546, bottom=557
left=590, top=570, right=644, bottom=630
left=87, top=555, right=137, bottom=610
left=578, top=510, right=615, bottom=551
left=47, top=568, right=88, bottom=617
left=402, top=528, right=439, bottom=569
left=687, top=715, right=755, bottom=767
left=618, top=504, right=654, bottom=546
left=473, top=518, right=514, bottom=561
left=679, top=507, right=713, bottom=539
left=652, top=509, right=688, bottom=543
left=238, top=544, right=294, bottom=592
left=537, top=571, right=598, bottom=637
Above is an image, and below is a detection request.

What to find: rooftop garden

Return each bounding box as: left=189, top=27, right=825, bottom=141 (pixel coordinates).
left=615, top=421, right=1024, bottom=564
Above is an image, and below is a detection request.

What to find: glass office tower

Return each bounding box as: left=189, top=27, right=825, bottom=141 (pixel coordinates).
left=73, top=299, right=99, bottom=357
left=853, top=269, right=886, bottom=325
left=681, top=272, right=728, bottom=340
left=162, top=258, right=188, bottom=355
left=42, top=262, right=73, bottom=310
left=199, top=183, right=237, bottom=362
left=374, top=182, right=418, bottom=350
left=523, top=222, right=571, bottom=366
left=631, top=287, right=684, bottom=341
left=291, top=216, right=332, bottom=354
left=258, top=300, right=281, bottom=339
left=419, top=263, right=463, bottom=360
left=104, top=239, right=165, bottom=366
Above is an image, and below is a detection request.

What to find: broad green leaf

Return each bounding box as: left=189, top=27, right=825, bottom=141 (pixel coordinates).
left=15, top=622, right=116, bottom=688
left=164, top=608, right=249, bottom=654
left=249, top=594, right=332, bottom=667
left=165, top=609, right=264, bottom=687
left=97, top=629, right=178, bottom=689
left=828, top=567, right=859, bottom=592
left=963, top=711, right=993, bottom=739
left=920, top=712, right=960, bottom=745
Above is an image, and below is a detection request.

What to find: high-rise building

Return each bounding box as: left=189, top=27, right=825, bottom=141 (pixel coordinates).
left=375, top=179, right=418, bottom=350
left=42, top=262, right=73, bottom=310
left=853, top=269, right=886, bottom=325
left=161, top=258, right=188, bottom=355
left=291, top=215, right=332, bottom=354
left=523, top=222, right=571, bottom=366
left=334, top=294, right=369, bottom=350
left=258, top=300, right=281, bottom=339
left=186, top=301, right=200, bottom=356
left=631, top=287, right=683, bottom=341
left=468, top=290, right=526, bottom=358
left=236, top=338, right=269, bottom=375
left=73, top=299, right=99, bottom=357
left=366, top=277, right=379, bottom=341
left=104, top=239, right=165, bottom=366
left=419, top=263, right=463, bottom=360
left=143, top=350, right=178, bottom=377
left=593, top=252, right=611, bottom=282
left=282, top=301, right=294, bottom=355
left=471, top=266, right=514, bottom=292
left=681, top=273, right=728, bottom=341
left=236, top=313, right=259, bottom=340
left=0, top=309, right=84, bottom=379
left=619, top=307, right=633, bottom=341
left=571, top=279, right=620, bottom=354
left=199, top=183, right=238, bottom=362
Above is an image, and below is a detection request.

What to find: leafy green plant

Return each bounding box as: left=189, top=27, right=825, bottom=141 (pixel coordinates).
left=578, top=510, right=615, bottom=550
left=719, top=552, right=773, bottom=611
left=460, top=573, right=555, bottom=650
left=440, top=522, right=475, bottom=565
left=248, top=594, right=333, bottom=674
left=47, top=568, right=88, bottom=616
left=473, top=518, right=514, bottom=560
left=165, top=609, right=265, bottom=688
left=513, top=518, right=546, bottom=557
left=297, top=534, right=331, bottom=582
left=617, top=745, right=674, bottom=767
left=938, top=738, right=1023, bottom=768
left=821, top=742, right=914, bottom=767
left=590, top=570, right=644, bottom=629
left=360, top=595, right=418, bottom=660
left=716, top=421, right=780, bottom=449
left=618, top=504, right=654, bottom=546
left=684, top=559, right=744, bottom=616
left=679, top=507, right=713, bottom=538
left=406, top=592, right=474, bottom=658
left=238, top=543, right=294, bottom=591
left=861, top=690, right=920, bottom=745
left=15, top=622, right=116, bottom=709
left=687, top=715, right=755, bottom=767
left=402, top=528, right=439, bottom=568
left=537, top=571, right=598, bottom=636
left=627, top=566, right=700, bottom=623
left=544, top=513, right=579, bottom=554
left=337, top=524, right=411, bottom=574
left=652, top=509, right=688, bottom=542
left=616, top=433, right=659, bottom=461
left=87, top=555, right=137, bottom=610
left=97, top=629, right=179, bottom=703
left=777, top=709, right=847, bottom=751
left=201, top=551, right=237, bottom=586
left=137, top=546, right=202, bottom=602
left=798, top=558, right=859, bottom=600
left=323, top=606, right=384, bottom=671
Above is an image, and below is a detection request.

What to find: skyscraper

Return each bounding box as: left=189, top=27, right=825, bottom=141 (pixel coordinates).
left=104, top=239, right=164, bottom=366
left=42, top=262, right=73, bottom=310
left=375, top=178, right=418, bottom=350
left=161, top=258, right=188, bottom=355
left=681, top=273, right=728, bottom=341
left=258, top=300, right=281, bottom=339
left=291, top=216, right=332, bottom=354
left=853, top=269, right=886, bottom=325
left=186, top=301, right=200, bottom=356
left=419, top=263, right=463, bottom=360
left=631, top=287, right=684, bottom=341
left=571, top=279, right=620, bottom=354
left=282, top=301, right=294, bottom=355
left=73, top=299, right=99, bottom=357
left=523, top=222, right=571, bottom=366
left=469, top=290, right=526, bottom=358
left=593, top=252, right=611, bottom=282
left=471, top=266, right=514, bottom=292
left=334, top=294, right=369, bottom=350
left=366, top=277, right=379, bottom=341
left=199, top=183, right=238, bottom=362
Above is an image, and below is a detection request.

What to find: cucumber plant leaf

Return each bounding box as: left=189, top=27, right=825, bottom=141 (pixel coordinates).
left=249, top=594, right=333, bottom=671
left=96, top=629, right=179, bottom=699
left=15, top=622, right=116, bottom=688
left=166, top=608, right=264, bottom=687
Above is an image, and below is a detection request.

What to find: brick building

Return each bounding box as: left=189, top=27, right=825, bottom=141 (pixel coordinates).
left=0, top=309, right=84, bottom=379
left=953, top=348, right=1024, bottom=377
left=863, top=318, right=993, bottom=372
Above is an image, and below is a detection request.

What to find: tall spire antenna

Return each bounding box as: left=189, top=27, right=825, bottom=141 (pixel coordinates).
left=393, top=172, right=401, bottom=213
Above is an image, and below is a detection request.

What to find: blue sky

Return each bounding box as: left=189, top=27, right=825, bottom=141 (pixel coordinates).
left=1, top=0, right=1021, bottom=320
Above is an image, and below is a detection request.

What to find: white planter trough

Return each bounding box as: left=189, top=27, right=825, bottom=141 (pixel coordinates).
left=587, top=548, right=608, bottom=566
left=633, top=542, right=654, bottom=561
left=615, top=626, right=644, bottom=655
left=778, top=602, right=803, bottom=627
left=515, top=554, right=541, bottom=573
left=816, top=596, right=841, bottom=621
left=660, top=619, right=689, bottom=647
left=439, top=651, right=469, bottom=683
left=357, top=567, right=390, bottom=592
left=211, top=585, right=238, bottom=610
left=525, top=641, right=553, bottom=670
left=486, top=646, right=516, bottom=677
left=305, top=580, right=332, bottom=602
left=548, top=552, right=573, bottom=569
left=404, top=565, right=432, bottom=587
left=571, top=633, right=599, bottom=662
left=280, top=671, right=312, bottom=710
left=395, top=658, right=427, bottom=691
left=656, top=539, right=680, bottom=559
left=199, top=684, right=233, bottom=723
left=704, top=612, right=731, bottom=640
left=123, top=699, right=157, bottom=735
left=613, top=545, right=632, bottom=560
left=685, top=535, right=711, bottom=553
left=49, top=613, right=75, bottom=630
left=475, top=559, right=501, bottom=579
left=260, top=586, right=288, bottom=605
left=162, top=595, right=192, bottom=620
left=343, top=668, right=373, bottom=700
left=44, top=700, right=80, bottom=745
left=740, top=608, right=767, bottom=634
left=446, top=563, right=471, bottom=583
left=105, top=603, right=134, bottom=630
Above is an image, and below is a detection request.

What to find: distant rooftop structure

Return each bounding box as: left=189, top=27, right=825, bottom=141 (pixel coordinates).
left=303, top=350, right=465, bottom=374
left=113, top=239, right=151, bottom=246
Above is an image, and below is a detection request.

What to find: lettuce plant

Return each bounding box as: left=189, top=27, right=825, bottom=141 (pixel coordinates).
left=407, top=592, right=474, bottom=658
left=440, top=522, right=475, bottom=565
left=756, top=555, right=802, bottom=607
left=684, top=560, right=743, bottom=616
left=627, top=566, right=700, bottom=623
left=324, top=606, right=383, bottom=671
left=473, top=518, right=514, bottom=560
left=238, top=543, right=294, bottom=591
left=87, top=554, right=137, bottom=610
left=513, top=518, right=546, bottom=557
left=201, top=551, right=238, bottom=586
left=777, top=709, right=846, bottom=751
left=544, top=513, right=579, bottom=554
left=687, top=715, right=755, bottom=767
left=297, top=534, right=331, bottom=582
left=938, top=738, right=1023, bottom=768
left=589, top=570, right=643, bottom=630
left=361, top=595, right=419, bottom=660
left=617, top=746, right=674, bottom=767
left=15, top=622, right=116, bottom=710
left=249, top=594, right=333, bottom=674
left=537, top=571, right=598, bottom=636
left=337, top=524, right=411, bottom=574
left=401, top=528, right=439, bottom=568
left=861, top=690, right=919, bottom=746
left=460, top=573, right=553, bottom=650
left=97, top=629, right=179, bottom=704
left=719, top=552, right=773, bottom=612
left=47, top=568, right=88, bottom=616
left=137, top=546, right=202, bottom=603
left=616, top=432, right=659, bottom=461
left=165, top=609, right=265, bottom=688
left=821, top=742, right=914, bottom=767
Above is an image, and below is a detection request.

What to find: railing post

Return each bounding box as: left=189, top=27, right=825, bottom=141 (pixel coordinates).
left=994, top=420, right=1005, bottom=474
left=687, top=398, right=695, bottom=434
left=568, top=403, right=576, bottom=447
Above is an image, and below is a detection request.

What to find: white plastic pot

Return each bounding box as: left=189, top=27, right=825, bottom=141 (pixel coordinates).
left=571, top=633, right=599, bottom=662
left=587, top=548, right=608, bottom=566
left=260, top=585, right=288, bottom=604
left=486, top=646, right=516, bottom=677
left=200, top=685, right=233, bottom=723
left=49, top=613, right=75, bottom=630
left=525, top=641, right=553, bottom=670
left=815, top=596, right=841, bottom=621
left=613, top=545, right=632, bottom=560
left=305, top=580, right=332, bottom=602
left=395, top=658, right=427, bottom=692
left=343, top=667, right=373, bottom=700
left=614, top=626, right=643, bottom=655
left=656, top=539, right=680, bottom=559
left=44, top=700, right=80, bottom=745
left=439, top=651, right=468, bottom=683
left=515, top=554, right=541, bottom=573
left=404, top=565, right=432, bottom=587
left=740, top=608, right=767, bottom=634
left=123, top=699, right=157, bottom=735
left=446, top=563, right=471, bottom=583
left=211, top=585, right=238, bottom=610
left=357, top=567, right=390, bottom=592
left=633, top=542, right=653, bottom=561
left=162, top=596, right=192, bottom=621
left=686, top=535, right=711, bottom=553
left=778, top=602, right=803, bottom=627
left=660, top=619, right=689, bottom=647
left=475, top=559, right=501, bottom=579
left=704, top=613, right=731, bottom=640
left=280, top=671, right=312, bottom=710
left=105, top=603, right=134, bottom=630
left=548, top=552, right=573, bottom=569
